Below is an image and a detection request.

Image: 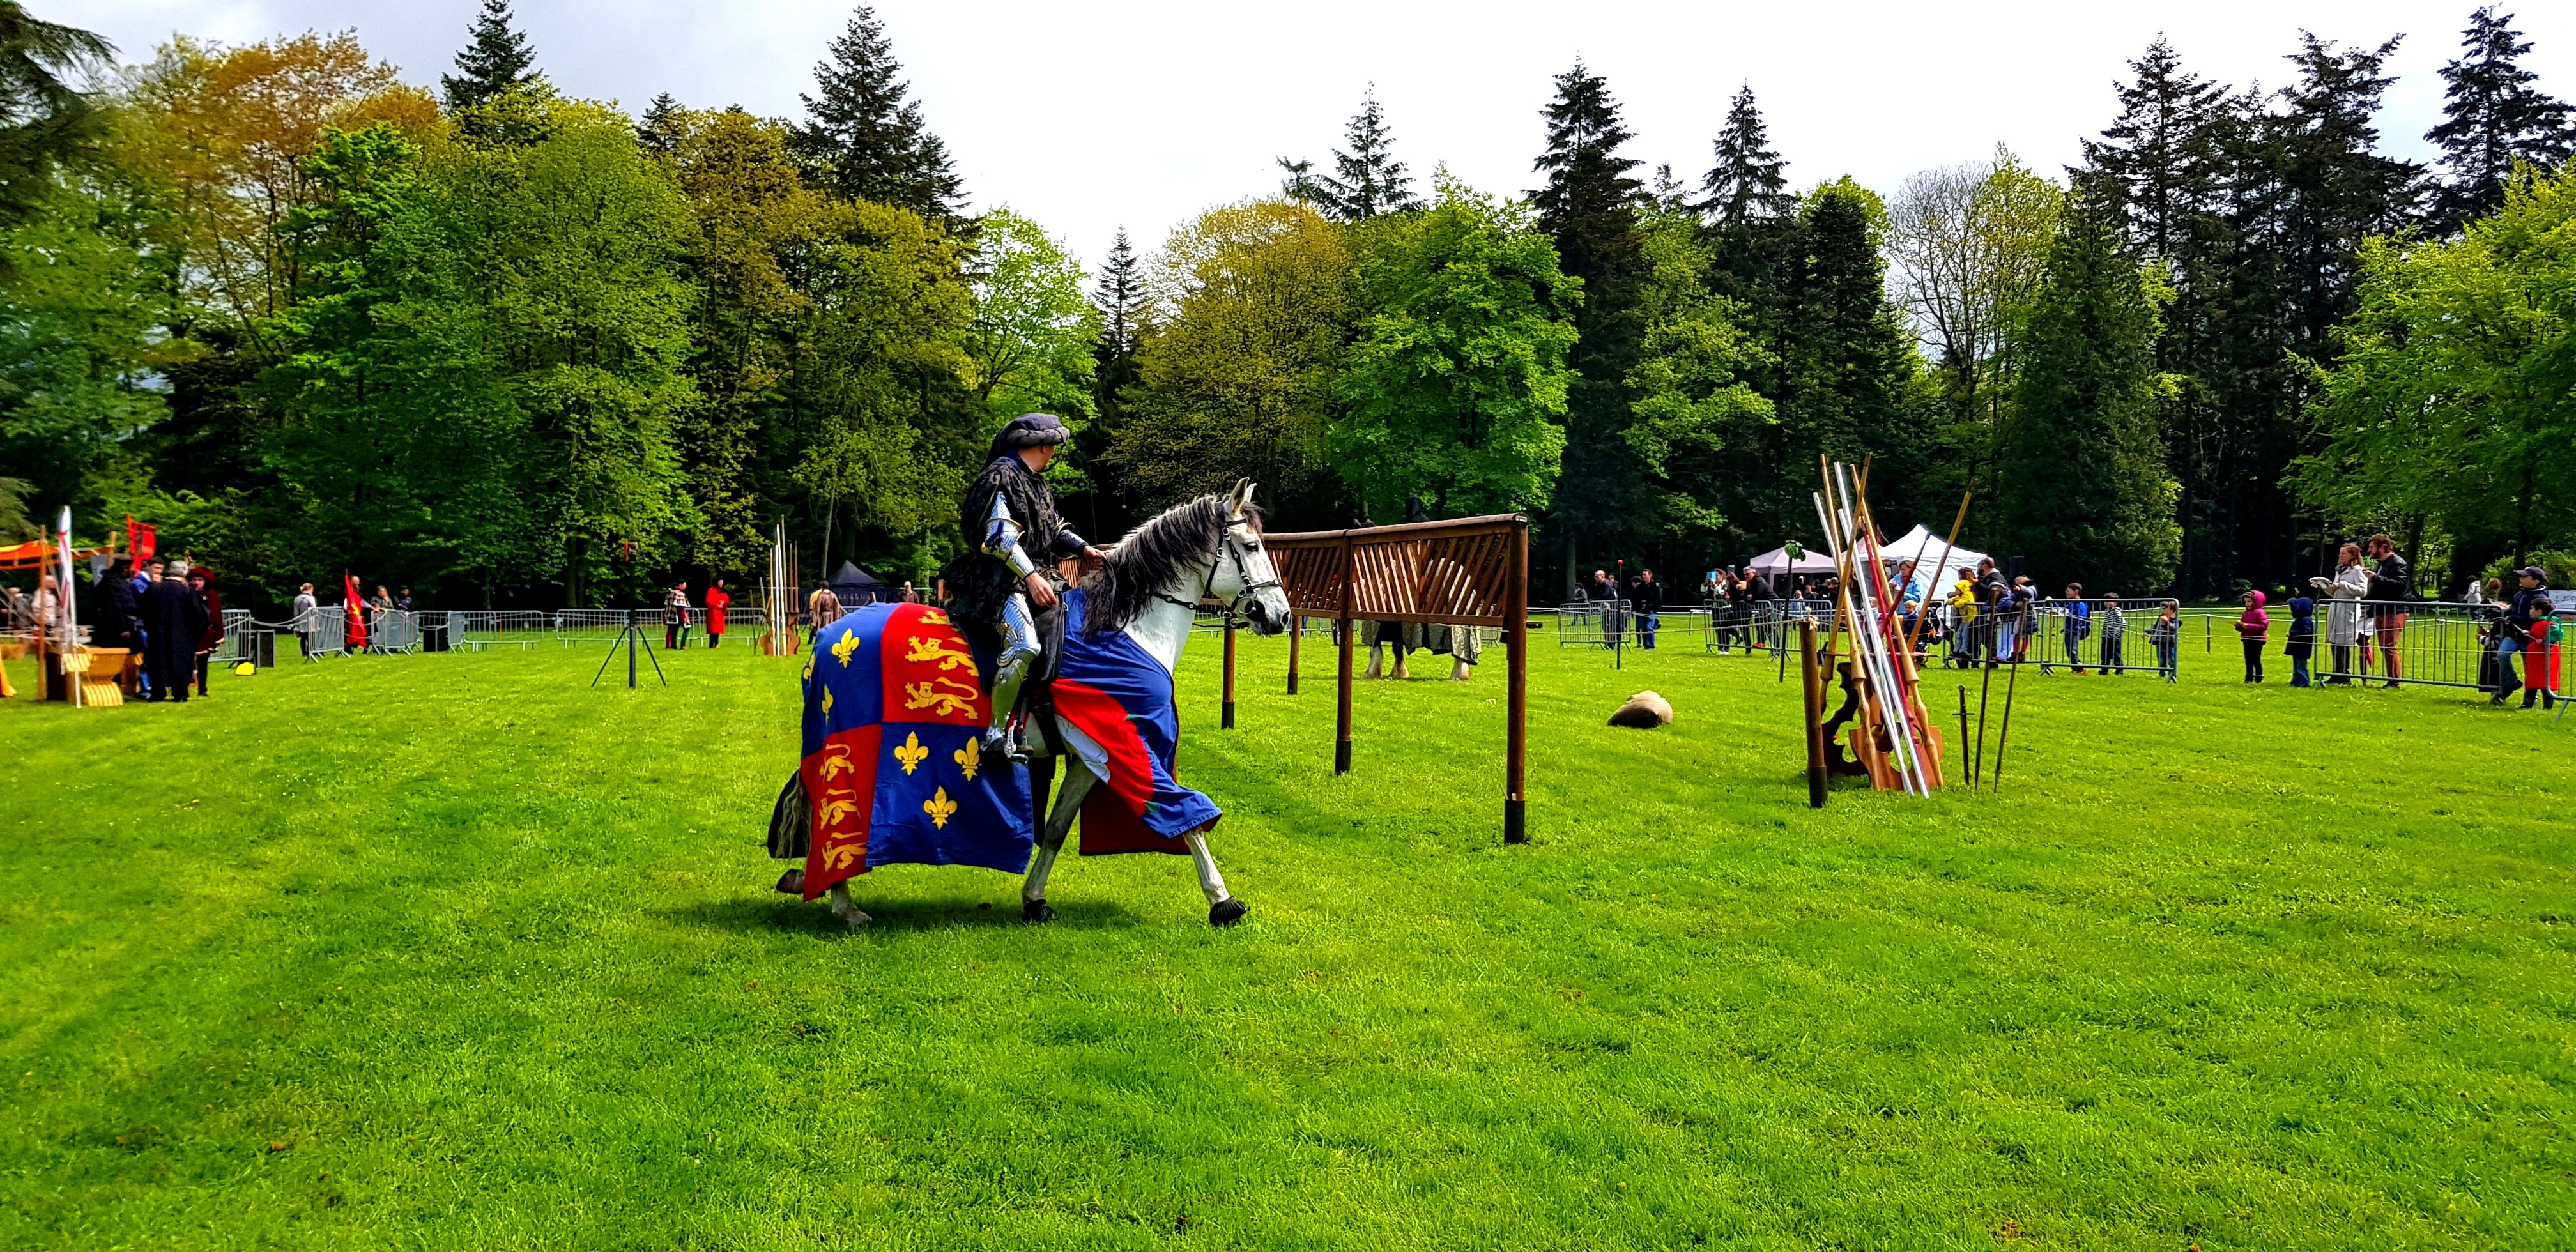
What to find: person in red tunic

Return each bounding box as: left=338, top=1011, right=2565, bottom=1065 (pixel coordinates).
left=705, top=577, right=731, bottom=648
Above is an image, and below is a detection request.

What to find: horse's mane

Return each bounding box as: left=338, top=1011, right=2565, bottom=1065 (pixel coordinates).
left=1081, top=494, right=1257, bottom=634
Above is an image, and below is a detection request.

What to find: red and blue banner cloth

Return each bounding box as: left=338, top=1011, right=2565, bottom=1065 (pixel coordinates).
left=1055, top=588, right=1219, bottom=857
left=799, top=603, right=1034, bottom=899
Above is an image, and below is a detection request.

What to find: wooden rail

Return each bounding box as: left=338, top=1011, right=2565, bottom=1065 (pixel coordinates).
left=1261, top=514, right=1531, bottom=844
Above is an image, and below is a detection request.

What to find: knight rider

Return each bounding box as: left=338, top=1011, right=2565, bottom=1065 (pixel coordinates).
left=946, top=413, right=1104, bottom=753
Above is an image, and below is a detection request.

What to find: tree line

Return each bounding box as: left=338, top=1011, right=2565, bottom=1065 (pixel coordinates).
left=1, top=1, right=2570, bottom=609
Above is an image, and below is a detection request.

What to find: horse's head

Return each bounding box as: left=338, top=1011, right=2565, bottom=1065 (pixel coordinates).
left=1213, top=480, right=1291, bottom=636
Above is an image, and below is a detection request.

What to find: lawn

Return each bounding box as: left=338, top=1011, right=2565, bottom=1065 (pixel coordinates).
left=2, top=619, right=2571, bottom=1249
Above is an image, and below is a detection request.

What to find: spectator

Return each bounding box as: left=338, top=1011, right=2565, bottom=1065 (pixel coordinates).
left=1947, top=575, right=1979, bottom=668
left=395, top=586, right=413, bottom=612
left=705, top=577, right=731, bottom=648
left=188, top=567, right=223, bottom=697
left=2236, top=590, right=2269, bottom=683
left=807, top=587, right=843, bottom=639
left=1993, top=578, right=2022, bottom=668
left=2100, top=595, right=2127, bottom=674
left=92, top=556, right=139, bottom=652
left=2285, top=591, right=2316, bottom=688
left=2495, top=565, right=2559, bottom=710
left=1632, top=569, right=1662, bottom=650
left=2365, top=533, right=2411, bottom=689
left=1589, top=569, right=1622, bottom=641
left=2313, top=544, right=2368, bottom=684
left=2060, top=583, right=2090, bottom=674
left=900, top=579, right=920, bottom=605
left=663, top=581, right=691, bottom=651
left=2148, top=602, right=2181, bottom=681
left=291, top=583, right=318, bottom=658
left=138, top=560, right=208, bottom=703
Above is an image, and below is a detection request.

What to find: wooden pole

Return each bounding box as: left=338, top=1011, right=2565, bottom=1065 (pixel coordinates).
left=1221, top=617, right=1238, bottom=729
left=1801, top=619, right=1827, bottom=807
left=1956, top=685, right=1971, bottom=787
left=1908, top=478, right=1976, bottom=656
left=1335, top=533, right=1354, bottom=775
left=1991, top=665, right=2020, bottom=782
left=1505, top=519, right=1529, bottom=843
left=1974, top=644, right=1995, bottom=788
left=1286, top=613, right=1301, bottom=694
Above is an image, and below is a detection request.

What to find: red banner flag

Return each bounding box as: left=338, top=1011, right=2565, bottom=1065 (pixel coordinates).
left=343, top=574, right=369, bottom=652
left=126, top=516, right=155, bottom=565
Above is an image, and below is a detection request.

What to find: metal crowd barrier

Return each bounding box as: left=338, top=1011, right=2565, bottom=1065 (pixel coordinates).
left=1923, top=597, right=2184, bottom=676
left=1700, top=598, right=1831, bottom=656
left=1556, top=600, right=1630, bottom=648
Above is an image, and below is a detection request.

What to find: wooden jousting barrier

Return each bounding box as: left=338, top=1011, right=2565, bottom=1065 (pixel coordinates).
left=1261, top=514, right=1531, bottom=843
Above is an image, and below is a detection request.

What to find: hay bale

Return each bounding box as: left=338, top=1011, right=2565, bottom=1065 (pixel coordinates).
left=1608, top=690, right=1673, bottom=729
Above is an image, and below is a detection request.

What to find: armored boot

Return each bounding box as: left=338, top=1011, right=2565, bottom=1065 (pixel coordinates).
left=985, top=592, right=1041, bottom=755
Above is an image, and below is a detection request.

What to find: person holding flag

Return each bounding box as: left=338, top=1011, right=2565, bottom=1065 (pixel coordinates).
left=344, top=574, right=370, bottom=653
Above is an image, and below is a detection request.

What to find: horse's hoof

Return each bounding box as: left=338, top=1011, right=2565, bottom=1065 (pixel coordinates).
left=836, top=908, right=871, bottom=928
left=1209, top=897, right=1248, bottom=928
left=1023, top=899, right=1055, bottom=923
left=774, top=868, right=805, bottom=896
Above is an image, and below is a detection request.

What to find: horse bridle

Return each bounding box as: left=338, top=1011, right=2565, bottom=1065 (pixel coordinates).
left=1155, top=512, right=1282, bottom=621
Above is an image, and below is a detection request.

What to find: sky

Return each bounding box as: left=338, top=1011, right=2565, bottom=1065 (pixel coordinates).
left=56, top=0, right=2576, bottom=270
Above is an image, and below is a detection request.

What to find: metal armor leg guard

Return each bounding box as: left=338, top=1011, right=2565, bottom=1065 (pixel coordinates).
left=986, top=592, right=1041, bottom=748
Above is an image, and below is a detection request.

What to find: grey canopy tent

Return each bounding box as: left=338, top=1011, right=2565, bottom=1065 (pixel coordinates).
left=825, top=561, right=886, bottom=607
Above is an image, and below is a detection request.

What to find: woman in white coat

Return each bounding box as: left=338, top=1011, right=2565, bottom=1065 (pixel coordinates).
left=2312, top=542, right=2369, bottom=683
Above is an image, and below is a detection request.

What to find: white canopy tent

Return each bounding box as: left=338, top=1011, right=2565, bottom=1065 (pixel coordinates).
left=1747, top=542, right=1838, bottom=576
left=1874, top=525, right=1989, bottom=602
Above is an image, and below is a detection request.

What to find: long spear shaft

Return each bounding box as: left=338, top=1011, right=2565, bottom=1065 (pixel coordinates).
left=1909, top=477, right=1976, bottom=657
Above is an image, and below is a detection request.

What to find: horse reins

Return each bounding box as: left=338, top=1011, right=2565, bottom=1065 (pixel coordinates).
left=1154, top=512, right=1280, bottom=622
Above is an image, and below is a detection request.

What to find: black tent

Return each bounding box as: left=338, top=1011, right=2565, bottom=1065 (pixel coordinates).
left=825, top=561, right=885, bottom=607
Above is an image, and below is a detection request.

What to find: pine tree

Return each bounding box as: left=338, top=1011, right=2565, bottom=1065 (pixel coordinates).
left=638, top=91, right=682, bottom=155
left=1279, top=88, right=1425, bottom=222
left=0, top=1, right=113, bottom=234
left=1774, top=181, right=1923, bottom=533
left=2426, top=6, right=2575, bottom=234
left=1079, top=228, right=1149, bottom=536
left=1529, top=61, right=1648, bottom=584
left=1997, top=192, right=2179, bottom=593
left=788, top=5, right=964, bottom=224
left=1698, top=86, right=1791, bottom=225
left=441, top=0, right=537, bottom=112
left=2082, top=38, right=2230, bottom=261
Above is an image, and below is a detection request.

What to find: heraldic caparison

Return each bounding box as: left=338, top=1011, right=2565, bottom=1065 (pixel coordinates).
left=797, top=600, right=1036, bottom=902
left=941, top=412, right=1106, bottom=756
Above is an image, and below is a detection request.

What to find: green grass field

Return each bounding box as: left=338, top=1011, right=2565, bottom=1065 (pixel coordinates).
left=3, top=620, right=2571, bottom=1249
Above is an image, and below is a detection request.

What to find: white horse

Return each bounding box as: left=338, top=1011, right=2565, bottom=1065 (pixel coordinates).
left=813, top=482, right=1292, bottom=928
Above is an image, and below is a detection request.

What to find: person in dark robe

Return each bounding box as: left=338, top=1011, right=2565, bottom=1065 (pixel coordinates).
left=188, top=567, right=224, bottom=696
left=90, top=557, right=139, bottom=652
left=138, top=560, right=209, bottom=703
left=940, top=413, right=1101, bottom=752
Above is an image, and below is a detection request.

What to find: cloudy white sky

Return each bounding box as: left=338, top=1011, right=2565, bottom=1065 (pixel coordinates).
left=56, top=1, right=2575, bottom=269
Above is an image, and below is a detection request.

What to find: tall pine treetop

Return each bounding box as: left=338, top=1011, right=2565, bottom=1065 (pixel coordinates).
left=442, top=0, right=538, bottom=111
left=1282, top=88, right=1425, bottom=222
left=789, top=4, right=965, bottom=223
left=2425, top=6, right=2574, bottom=233
left=1092, top=227, right=1146, bottom=357
left=1699, top=85, right=1791, bottom=225
left=1531, top=61, right=1641, bottom=227
left=2083, top=37, right=2231, bottom=261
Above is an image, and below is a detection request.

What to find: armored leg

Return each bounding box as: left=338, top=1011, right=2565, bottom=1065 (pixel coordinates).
left=986, top=592, right=1041, bottom=750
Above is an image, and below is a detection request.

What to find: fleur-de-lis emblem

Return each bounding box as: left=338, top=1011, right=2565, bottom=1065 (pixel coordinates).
left=923, top=786, right=958, bottom=829
left=953, top=736, right=980, bottom=781
left=894, top=731, right=929, bottom=775
left=831, top=630, right=862, bottom=668
left=821, top=687, right=834, bottom=716
left=802, top=657, right=814, bottom=681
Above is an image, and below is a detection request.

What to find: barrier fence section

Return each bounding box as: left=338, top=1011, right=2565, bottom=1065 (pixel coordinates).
left=1265, top=512, right=1531, bottom=842
left=1926, top=597, right=2184, bottom=676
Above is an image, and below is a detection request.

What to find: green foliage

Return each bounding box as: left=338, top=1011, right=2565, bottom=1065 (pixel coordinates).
left=0, top=177, right=174, bottom=522
left=1530, top=61, right=1650, bottom=570
left=1328, top=176, right=1574, bottom=521
left=261, top=104, right=700, bottom=606
left=1111, top=200, right=1351, bottom=516
left=1622, top=204, right=1774, bottom=542
left=0, top=1, right=113, bottom=237
left=1997, top=193, right=2182, bottom=593
left=966, top=206, right=1100, bottom=496
left=788, top=4, right=963, bottom=224
left=2298, top=163, right=2576, bottom=570
left=1280, top=88, right=1423, bottom=224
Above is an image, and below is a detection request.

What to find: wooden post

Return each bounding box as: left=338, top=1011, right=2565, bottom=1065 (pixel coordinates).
left=1505, top=519, right=1529, bottom=844
left=1286, top=613, right=1301, bottom=694
left=1222, top=618, right=1238, bottom=729
left=1800, top=619, right=1827, bottom=807
left=1335, top=533, right=1354, bottom=775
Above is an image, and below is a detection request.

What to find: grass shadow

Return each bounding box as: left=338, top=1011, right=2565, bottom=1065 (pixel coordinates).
left=660, top=890, right=1151, bottom=936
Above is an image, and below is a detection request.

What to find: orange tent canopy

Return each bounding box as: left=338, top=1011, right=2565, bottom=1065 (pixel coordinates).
left=0, top=540, right=108, bottom=571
